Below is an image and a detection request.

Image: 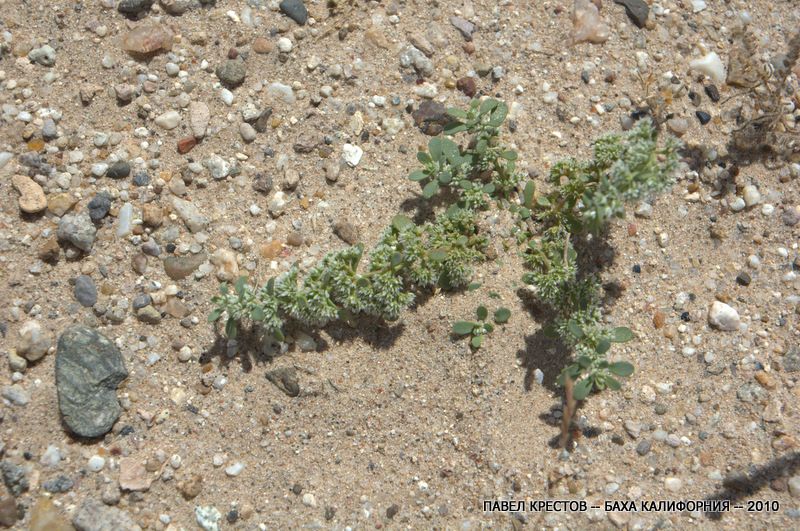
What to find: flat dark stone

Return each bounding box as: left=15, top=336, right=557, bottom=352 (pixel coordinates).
left=88, top=193, right=112, bottom=222
left=412, top=101, right=449, bottom=136
left=614, top=0, right=649, bottom=28
left=55, top=326, right=128, bottom=438
left=279, top=0, right=308, bottom=25
left=696, top=110, right=711, bottom=125
left=106, top=161, right=130, bottom=179
left=73, top=275, right=97, bottom=307
left=266, top=367, right=300, bottom=397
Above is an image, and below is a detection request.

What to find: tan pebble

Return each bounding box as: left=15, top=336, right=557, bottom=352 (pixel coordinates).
left=142, top=204, right=163, bottom=227
left=652, top=311, right=666, bottom=329
left=252, top=37, right=274, bottom=54
left=178, top=473, right=203, bottom=500
left=38, top=237, right=60, bottom=262
left=755, top=371, right=777, bottom=390
left=260, top=240, right=283, bottom=259
left=12, top=175, right=47, bottom=213
left=47, top=193, right=77, bottom=217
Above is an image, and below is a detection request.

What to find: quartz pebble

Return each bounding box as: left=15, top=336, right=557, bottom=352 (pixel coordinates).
left=708, top=301, right=740, bottom=331
left=689, top=52, right=726, bottom=85
left=571, top=0, right=610, bottom=45
left=122, top=25, right=173, bottom=55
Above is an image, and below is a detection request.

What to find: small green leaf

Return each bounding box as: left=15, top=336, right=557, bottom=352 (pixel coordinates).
left=542, top=324, right=559, bottom=339
left=476, top=305, right=488, bottom=321
left=484, top=322, right=495, bottom=333
left=471, top=334, right=485, bottom=349
left=441, top=138, right=459, bottom=161
left=596, top=339, right=611, bottom=355
left=608, top=361, right=635, bottom=377
left=482, top=183, right=496, bottom=194
left=475, top=139, right=488, bottom=154
left=428, top=137, right=443, bottom=160
left=536, top=195, right=551, bottom=207
left=429, top=249, right=447, bottom=262
left=438, top=170, right=453, bottom=184
left=480, top=98, right=500, bottom=115
left=518, top=207, right=531, bottom=220
left=494, top=307, right=511, bottom=324
left=225, top=317, right=238, bottom=339
left=523, top=180, right=536, bottom=208
left=453, top=321, right=476, bottom=335
left=408, top=170, right=428, bottom=182
left=447, top=108, right=467, bottom=120
left=390, top=253, right=403, bottom=267
left=567, top=320, right=584, bottom=339
left=573, top=378, right=593, bottom=400
left=391, top=214, right=414, bottom=231
left=251, top=307, right=265, bottom=321
left=500, top=150, right=517, bottom=161
left=578, top=356, right=592, bottom=368
left=443, top=123, right=468, bottom=135
left=610, top=327, right=634, bottom=343
left=606, top=376, right=621, bottom=391
left=266, top=278, right=275, bottom=294
left=467, top=282, right=482, bottom=291
left=422, top=180, right=440, bottom=199
left=220, top=283, right=229, bottom=296
left=234, top=276, right=247, bottom=296
left=488, top=291, right=501, bottom=299
left=208, top=308, right=223, bottom=323
left=417, top=151, right=432, bottom=164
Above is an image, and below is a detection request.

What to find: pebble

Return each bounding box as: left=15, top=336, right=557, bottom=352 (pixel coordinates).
left=782, top=206, right=800, bottom=226
left=279, top=0, right=308, bottom=25
left=742, top=185, right=761, bottom=207
left=74, top=275, right=97, bottom=307
left=55, top=325, right=128, bottom=437
left=195, top=505, right=222, bottom=531
left=636, top=440, right=651, bottom=455
left=615, top=0, right=649, bottom=28
left=117, top=202, right=133, bottom=237
left=302, top=493, right=318, bottom=508
left=121, top=24, right=173, bottom=55
left=163, top=252, right=208, bottom=280
left=666, top=117, right=689, bottom=137
left=57, top=212, right=97, bottom=252
left=267, top=82, right=295, bottom=104
left=17, top=320, right=51, bottom=361
left=86, top=194, right=111, bottom=223
left=572, top=0, right=610, bottom=44
left=333, top=220, right=359, bottom=244
left=789, top=476, right=800, bottom=498
left=172, top=197, right=209, bottom=233
left=664, top=477, right=682, bottom=492
left=189, top=101, right=210, bottom=138
left=689, top=52, right=726, bottom=85
left=2, top=385, right=30, bottom=406
left=240, top=122, right=257, bottom=142
left=343, top=144, right=363, bottom=167
left=88, top=455, right=106, bottom=472
left=708, top=301, right=740, bottom=331
left=399, top=46, right=434, bottom=78
left=106, top=161, right=131, bottom=179
left=28, top=45, right=56, bottom=67
left=277, top=37, right=293, bottom=53
left=216, top=59, right=246, bottom=88
left=695, top=110, right=711, bottom=125
left=73, top=499, right=139, bottom=531
left=155, top=110, right=181, bottom=130
left=729, top=197, right=746, bottom=212
left=29, top=498, right=71, bottom=530
left=450, top=16, right=475, bottom=40
left=225, top=462, right=244, bottom=477
left=12, top=175, right=47, bottom=213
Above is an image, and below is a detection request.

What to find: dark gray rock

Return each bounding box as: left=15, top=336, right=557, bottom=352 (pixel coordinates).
left=266, top=367, right=300, bottom=397
left=216, top=59, right=246, bottom=88
left=614, top=0, right=649, bottom=28
left=106, top=161, right=131, bottom=179
left=117, top=0, right=153, bottom=16
left=132, top=172, right=150, bottom=186
left=279, top=0, right=308, bottom=25
left=56, top=326, right=128, bottom=438
left=635, top=440, right=652, bottom=456
left=0, top=461, right=28, bottom=496
left=88, top=193, right=112, bottom=222
left=74, top=275, right=97, bottom=307
left=43, top=475, right=74, bottom=493
left=57, top=212, right=97, bottom=252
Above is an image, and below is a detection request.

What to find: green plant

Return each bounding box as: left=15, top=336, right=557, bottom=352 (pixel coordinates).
left=210, top=207, right=486, bottom=340
left=523, top=119, right=679, bottom=404
left=408, top=99, right=523, bottom=209
left=452, top=305, right=511, bottom=349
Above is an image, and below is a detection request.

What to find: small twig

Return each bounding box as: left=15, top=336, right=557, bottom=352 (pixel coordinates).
left=558, top=375, right=577, bottom=449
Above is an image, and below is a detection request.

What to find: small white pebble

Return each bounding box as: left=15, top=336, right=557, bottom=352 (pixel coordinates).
left=88, top=455, right=106, bottom=472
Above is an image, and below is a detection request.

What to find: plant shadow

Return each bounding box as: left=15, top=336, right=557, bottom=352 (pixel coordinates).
left=702, top=452, right=800, bottom=520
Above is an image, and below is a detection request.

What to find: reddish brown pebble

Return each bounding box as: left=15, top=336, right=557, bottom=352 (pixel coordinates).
left=627, top=223, right=637, bottom=236
left=653, top=311, right=666, bottom=329
left=227, top=48, right=238, bottom=59
left=462, top=42, right=475, bottom=54
left=177, top=136, right=196, bottom=154
left=456, top=76, right=477, bottom=97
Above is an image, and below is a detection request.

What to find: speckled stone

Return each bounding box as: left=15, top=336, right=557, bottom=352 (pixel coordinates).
left=55, top=326, right=128, bottom=438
